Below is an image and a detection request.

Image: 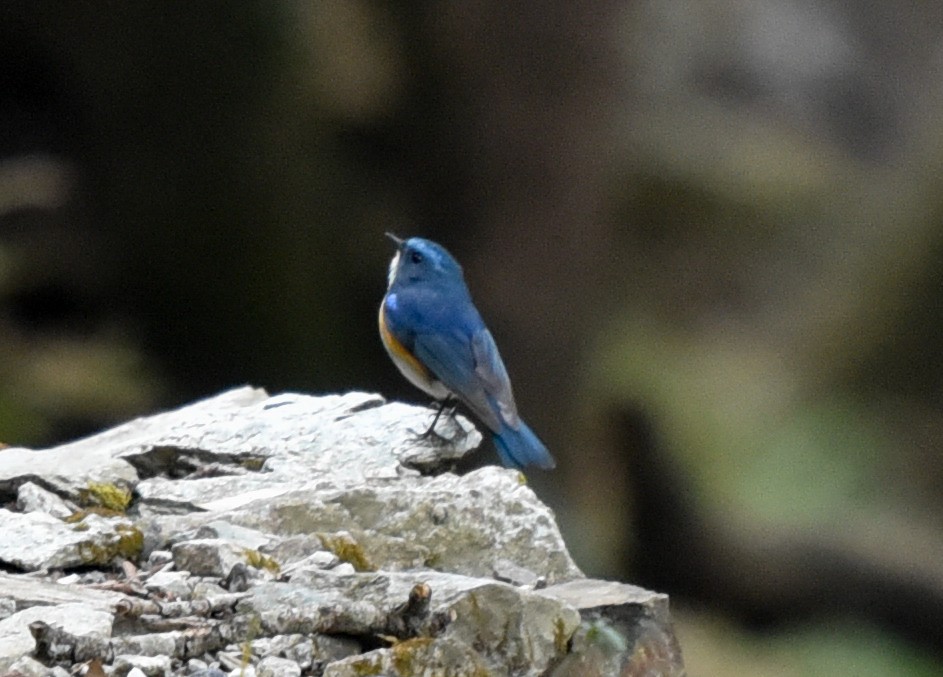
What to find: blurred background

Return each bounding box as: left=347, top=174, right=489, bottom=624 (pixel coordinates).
left=2, top=1, right=943, bottom=674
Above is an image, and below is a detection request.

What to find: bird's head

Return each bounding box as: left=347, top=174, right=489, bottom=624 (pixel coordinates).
left=385, top=233, right=464, bottom=289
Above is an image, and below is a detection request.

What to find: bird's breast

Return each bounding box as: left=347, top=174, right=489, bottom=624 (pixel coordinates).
left=379, top=296, right=450, bottom=400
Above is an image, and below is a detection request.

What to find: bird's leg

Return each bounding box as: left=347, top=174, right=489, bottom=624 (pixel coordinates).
left=420, top=396, right=456, bottom=439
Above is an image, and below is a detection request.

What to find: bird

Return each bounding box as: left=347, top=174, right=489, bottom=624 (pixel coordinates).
left=379, top=233, right=555, bottom=470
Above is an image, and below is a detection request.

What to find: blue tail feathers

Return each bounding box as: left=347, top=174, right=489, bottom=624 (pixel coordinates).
left=493, top=420, right=556, bottom=470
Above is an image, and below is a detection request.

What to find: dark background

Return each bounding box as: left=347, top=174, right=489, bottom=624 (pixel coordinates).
left=3, top=2, right=943, bottom=674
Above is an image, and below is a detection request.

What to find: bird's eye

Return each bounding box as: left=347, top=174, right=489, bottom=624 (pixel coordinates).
left=410, top=251, right=423, bottom=264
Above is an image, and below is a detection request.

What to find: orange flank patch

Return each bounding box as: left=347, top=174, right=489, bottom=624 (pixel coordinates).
left=379, top=303, right=430, bottom=381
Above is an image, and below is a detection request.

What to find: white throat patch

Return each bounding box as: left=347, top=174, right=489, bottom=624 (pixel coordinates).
left=386, top=250, right=401, bottom=288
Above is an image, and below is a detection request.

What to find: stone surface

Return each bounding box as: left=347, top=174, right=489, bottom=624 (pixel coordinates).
left=540, top=579, right=686, bottom=676
left=0, top=598, right=15, bottom=622
left=0, top=509, right=141, bottom=571
left=0, top=388, right=684, bottom=675
left=256, top=656, right=301, bottom=677
left=113, top=654, right=174, bottom=677
left=0, top=603, right=113, bottom=672
left=170, top=538, right=249, bottom=578
left=6, top=655, right=51, bottom=677
left=0, top=572, right=124, bottom=610
left=16, top=481, right=74, bottom=519
left=144, top=570, right=193, bottom=599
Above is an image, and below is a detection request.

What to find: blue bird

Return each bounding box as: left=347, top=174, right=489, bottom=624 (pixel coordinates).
left=379, top=234, right=555, bottom=470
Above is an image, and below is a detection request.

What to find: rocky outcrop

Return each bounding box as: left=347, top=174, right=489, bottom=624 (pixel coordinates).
left=0, top=388, right=684, bottom=676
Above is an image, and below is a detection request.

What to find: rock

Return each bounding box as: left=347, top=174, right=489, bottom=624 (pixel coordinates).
left=323, top=639, right=487, bottom=677
left=171, top=539, right=248, bottom=578
left=276, top=548, right=339, bottom=575
left=256, top=656, right=301, bottom=677
left=108, top=631, right=185, bottom=660
left=248, top=634, right=359, bottom=672
left=5, top=655, right=51, bottom=677
left=143, top=570, right=192, bottom=599
left=185, top=659, right=208, bottom=673
left=0, top=510, right=141, bottom=571
left=191, top=521, right=274, bottom=551
left=0, top=571, right=123, bottom=610
left=493, top=558, right=544, bottom=587
left=243, top=569, right=579, bottom=677
left=162, top=465, right=580, bottom=583
left=146, top=550, right=174, bottom=568
left=0, top=388, right=684, bottom=675
left=15, top=481, right=74, bottom=519
left=540, top=579, right=685, bottom=676
left=113, top=654, right=173, bottom=677
left=0, top=603, right=112, bottom=672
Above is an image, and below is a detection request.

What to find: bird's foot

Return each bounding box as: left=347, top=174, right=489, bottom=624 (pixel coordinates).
left=409, top=399, right=465, bottom=444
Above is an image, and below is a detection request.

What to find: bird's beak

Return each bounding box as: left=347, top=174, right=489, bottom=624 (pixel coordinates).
left=385, top=232, right=404, bottom=248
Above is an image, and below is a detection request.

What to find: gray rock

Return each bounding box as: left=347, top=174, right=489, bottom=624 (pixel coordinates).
left=0, top=602, right=113, bottom=672
left=248, top=633, right=359, bottom=671
left=243, top=569, right=579, bottom=676
left=0, top=388, right=684, bottom=675
left=0, top=598, right=15, bottom=621
left=121, top=392, right=479, bottom=498
left=113, top=654, right=173, bottom=677
left=540, top=579, right=685, bottom=676
left=310, top=634, right=361, bottom=666
left=0, top=571, right=123, bottom=610
left=171, top=538, right=248, bottom=577
left=322, top=640, right=488, bottom=677
left=0, top=441, right=136, bottom=504
left=146, top=550, right=174, bottom=568
left=256, top=656, right=301, bottom=677
left=15, top=481, right=74, bottom=519
left=0, top=509, right=141, bottom=571
left=493, top=558, right=544, bottom=587
left=191, top=581, right=230, bottom=600
left=249, top=635, right=305, bottom=659
left=192, top=521, right=275, bottom=551
left=167, top=466, right=579, bottom=583
left=275, top=545, right=339, bottom=574
left=5, top=655, right=52, bottom=677
left=185, top=659, right=208, bottom=673
left=53, top=574, right=82, bottom=585
left=143, top=570, right=192, bottom=599
left=108, top=632, right=185, bottom=660
left=0, top=387, right=265, bottom=502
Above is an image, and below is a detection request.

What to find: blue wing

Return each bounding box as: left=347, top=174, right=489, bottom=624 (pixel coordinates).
left=388, top=283, right=555, bottom=469
left=412, top=329, right=510, bottom=433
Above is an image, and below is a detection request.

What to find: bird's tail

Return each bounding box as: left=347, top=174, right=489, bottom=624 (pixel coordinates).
left=493, top=420, right=556, bottom=470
